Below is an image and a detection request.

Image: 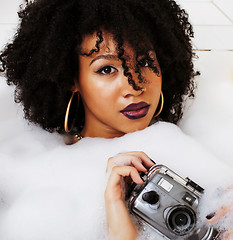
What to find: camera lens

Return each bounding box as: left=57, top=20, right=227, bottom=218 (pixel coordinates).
left=174, top=213, right=188, bottom=226
left=166, top=205, right=196, bottom=236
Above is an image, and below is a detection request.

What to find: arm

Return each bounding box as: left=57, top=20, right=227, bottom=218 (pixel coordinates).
left=104, top=152, right=154, bottom=240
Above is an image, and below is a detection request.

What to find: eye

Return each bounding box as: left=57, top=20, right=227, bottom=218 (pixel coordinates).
left=96, top=65, right=117, bottom=75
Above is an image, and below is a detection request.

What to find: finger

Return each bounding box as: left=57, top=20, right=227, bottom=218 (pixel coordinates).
left=106, top=157, right=115, bottom=172
left=107, top=155, right=147, bottom=173
left=106, top=155, right=133, bottom=172
left=126, top=151, right=155, bottom=168
left=131, top=158, right=147, bottom=172
left=106, top=151, right=155, bottom=172
left=107, top=166, right=144, bottom=188
left=107, top=154, right=147, bottom=172
left=206, top=205, right=232, bottom=223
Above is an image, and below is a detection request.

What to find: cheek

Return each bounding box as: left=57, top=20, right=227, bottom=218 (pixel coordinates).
left=79, top=74, right=119, bottom=108
left=143, top=68, right=161, bottom=84
left=147, top=74, right=162, bottom=94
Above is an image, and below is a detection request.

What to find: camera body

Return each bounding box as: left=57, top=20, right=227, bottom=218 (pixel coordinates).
left=128, top=165, right=220, bottom=240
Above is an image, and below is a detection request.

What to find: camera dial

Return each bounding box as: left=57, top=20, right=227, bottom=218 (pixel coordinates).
left=142, top=190, right=160, bottom=210
left=166, top=205, right=196, bottom=236
left=142, top=191, right=159, bottom=204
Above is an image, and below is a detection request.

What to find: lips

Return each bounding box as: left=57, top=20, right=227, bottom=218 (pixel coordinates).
left=120, top=102, right=150, bottom=120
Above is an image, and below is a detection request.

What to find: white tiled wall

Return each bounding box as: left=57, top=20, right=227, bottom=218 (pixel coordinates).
left=0, top=0, right=233, bottom=51
left=0, top=0, right=22, bottom=23
left=0, top=0, right=22, bottom=49
left=177, top=0, right=233, bottom=50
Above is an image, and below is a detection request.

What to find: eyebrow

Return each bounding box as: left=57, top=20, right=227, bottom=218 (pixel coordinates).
left=89, top=54, right=120, bottom=66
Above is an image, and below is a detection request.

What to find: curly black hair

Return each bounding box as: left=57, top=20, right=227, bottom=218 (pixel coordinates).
left=0, top=0, right=198, bottom=134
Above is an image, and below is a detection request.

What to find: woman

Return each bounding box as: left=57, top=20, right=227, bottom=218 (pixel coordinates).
left=0, top=0, right=232, bottom=239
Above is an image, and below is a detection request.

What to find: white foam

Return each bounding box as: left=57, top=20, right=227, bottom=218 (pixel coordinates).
left=0, top=51, right=233, bottom=239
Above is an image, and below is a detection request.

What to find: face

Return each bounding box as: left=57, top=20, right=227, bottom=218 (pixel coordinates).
left=76, top=32, right=162, bottom=138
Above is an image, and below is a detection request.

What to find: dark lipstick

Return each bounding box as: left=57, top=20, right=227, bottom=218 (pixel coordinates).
left=120, top=102, right=150, bottom=120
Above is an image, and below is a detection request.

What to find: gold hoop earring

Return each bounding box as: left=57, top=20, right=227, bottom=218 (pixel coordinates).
left=64, top=91, right=80, bottom=132
left=153, top=92, right=164, bottom=118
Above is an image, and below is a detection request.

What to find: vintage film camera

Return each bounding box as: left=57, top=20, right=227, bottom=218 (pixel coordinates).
left=128, top=165, right=221, bottom=240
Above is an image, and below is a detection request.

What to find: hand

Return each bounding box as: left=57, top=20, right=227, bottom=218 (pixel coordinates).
left=206, top=188, right=233, bottom=240
left=105, top=151, right=155, bottom=240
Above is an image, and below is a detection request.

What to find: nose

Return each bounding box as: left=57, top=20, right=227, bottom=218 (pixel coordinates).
left=121, top=73, right=144, bottom=98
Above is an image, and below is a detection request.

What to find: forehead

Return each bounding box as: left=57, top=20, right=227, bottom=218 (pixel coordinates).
left=81, top=32, right=116, bottom=53
left=79, top=31, right=136, bottom=59
left=78, top=31, right=157, bottom=67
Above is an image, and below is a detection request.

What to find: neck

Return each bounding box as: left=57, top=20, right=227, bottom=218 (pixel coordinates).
left=81, top=125, right=125, bottom=139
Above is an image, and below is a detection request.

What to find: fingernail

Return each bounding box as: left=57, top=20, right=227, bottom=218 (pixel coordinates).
left=140, top=172, right=146, bottom=177
left=140, top=175, right=145, bottom=182
left=150, top=159, right=156, bottom=164
left=206, top=212, right=215, bottom=220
